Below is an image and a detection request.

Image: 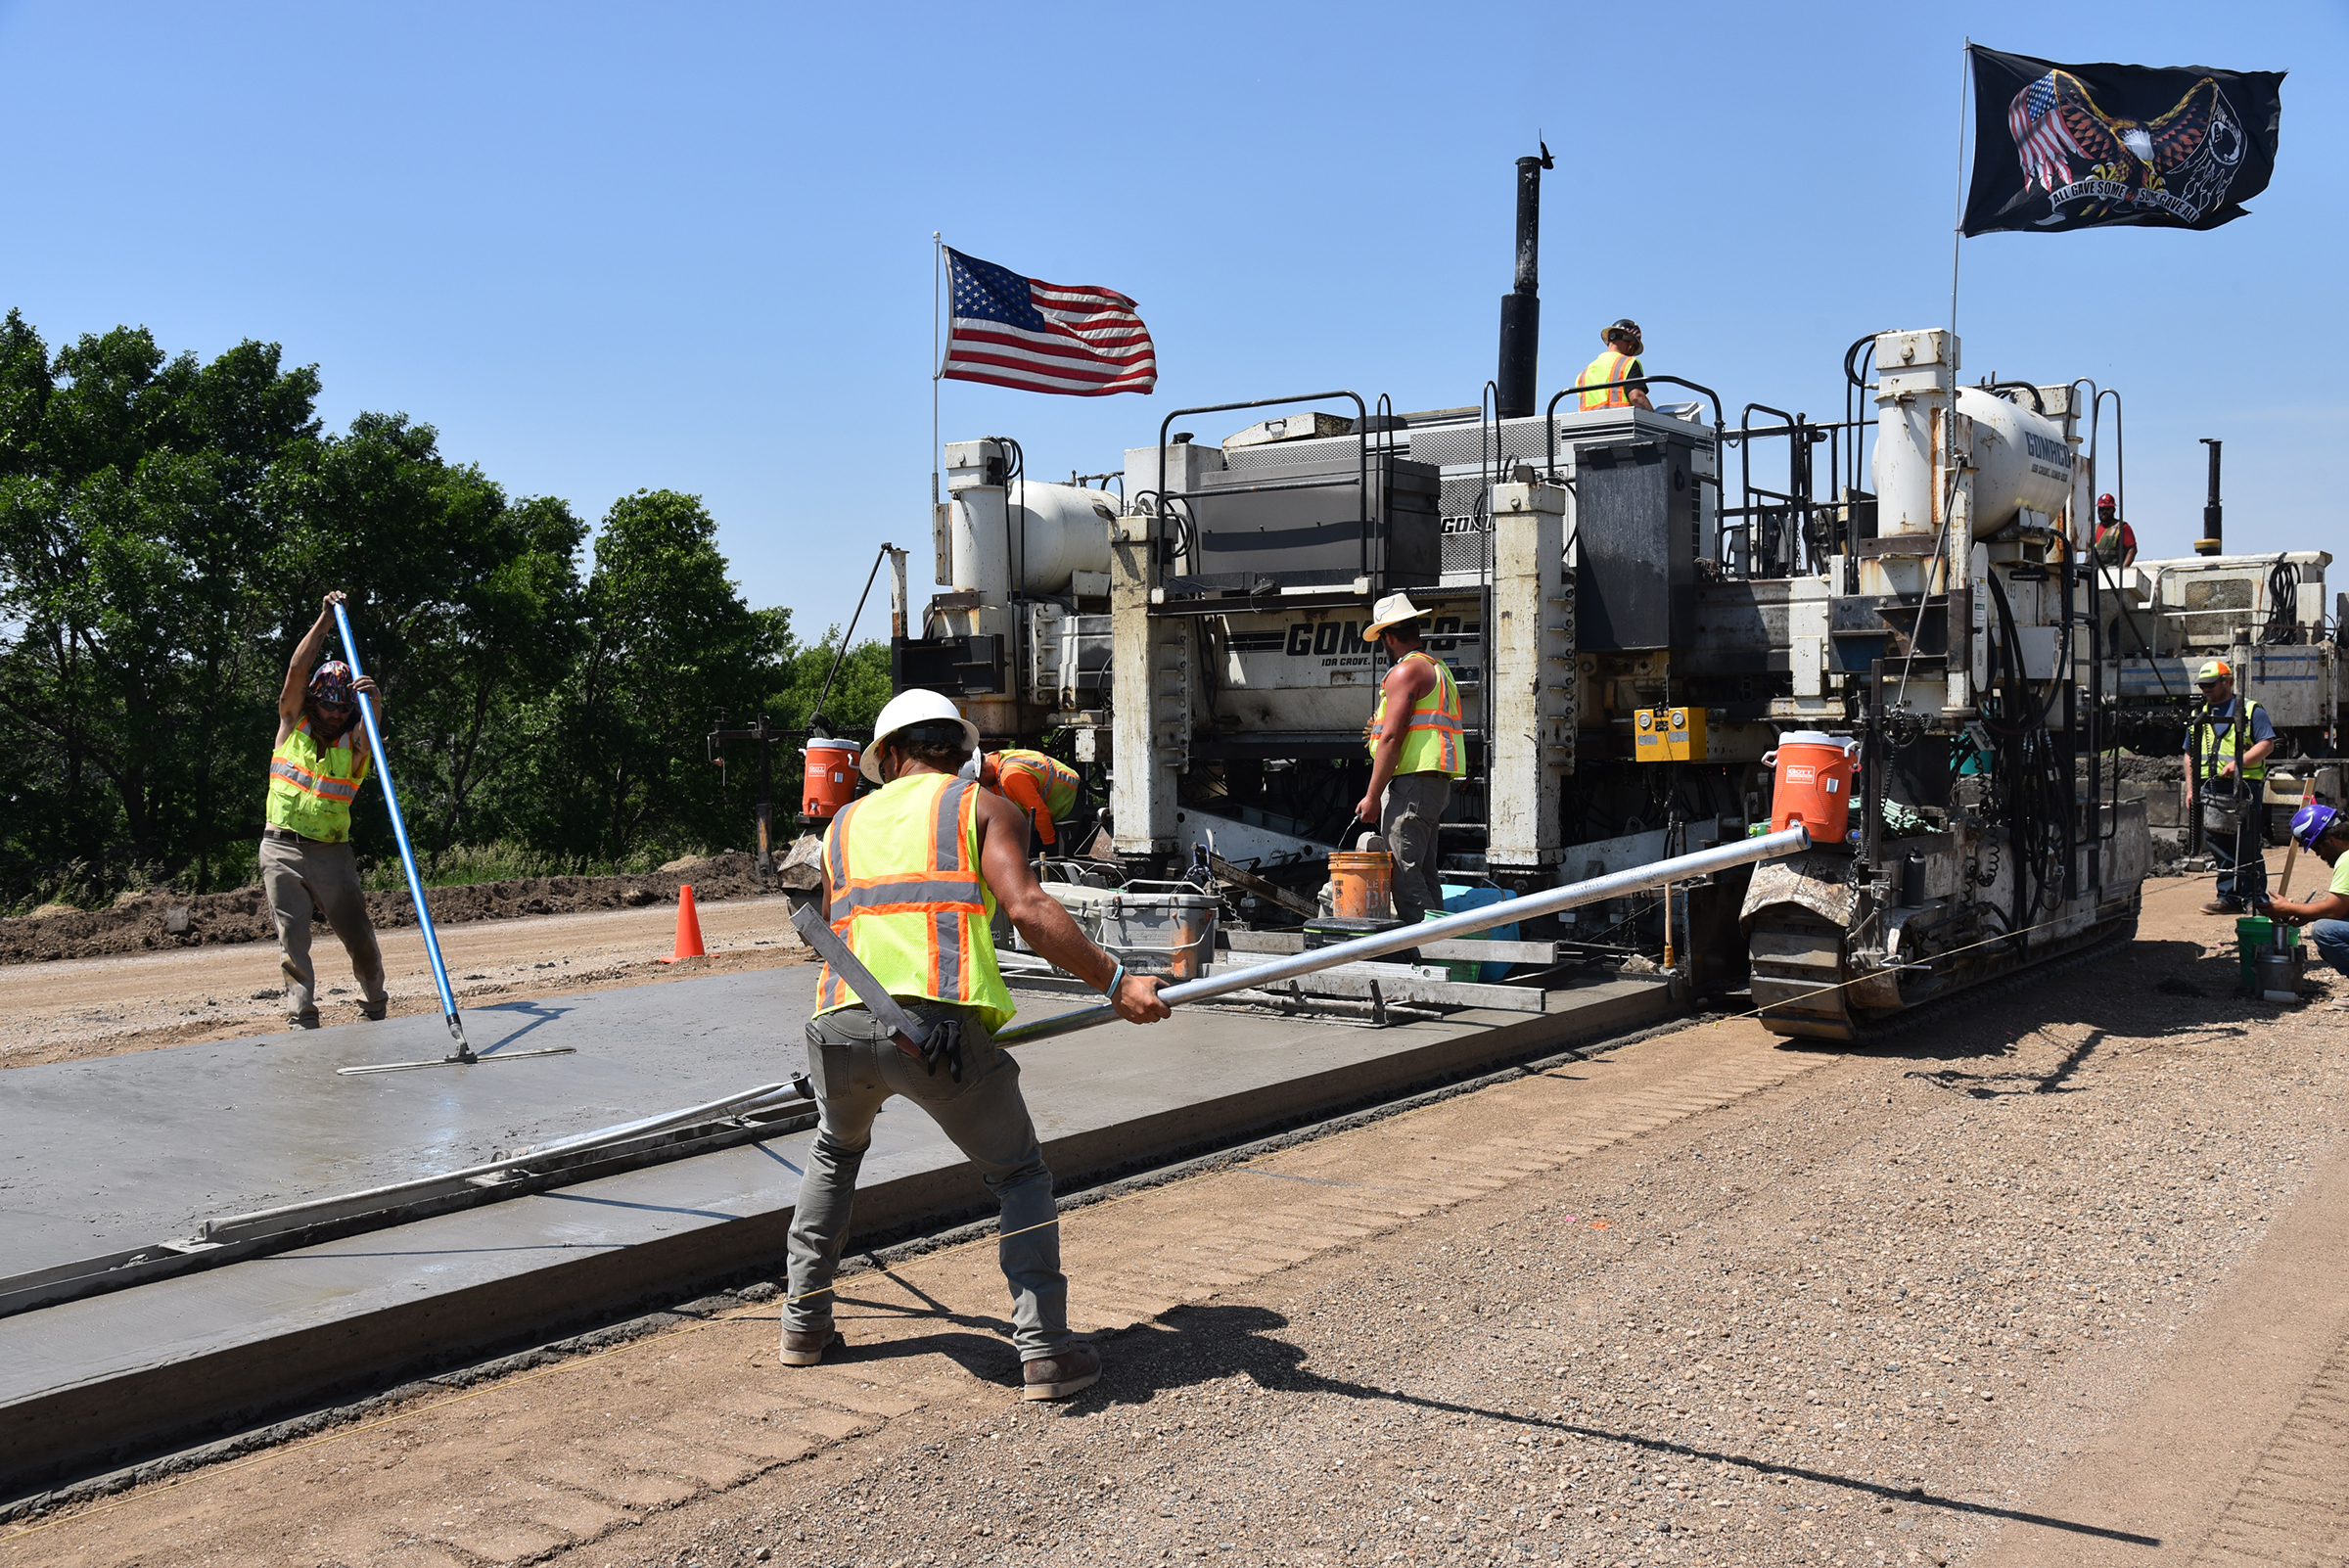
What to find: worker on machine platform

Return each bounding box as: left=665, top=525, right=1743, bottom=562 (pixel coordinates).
left=262, top=591, right=389, bottom=1030
left=2183, top=658, right=2276, bottom=916
left=978, top=747, right=1083, bottom=854
left=2257, top=804, right=2349, bottom=1011
left=2091, top=492, right=2137, bottom=568
left=781, top=689, right=1169, bottom=1401
left=1575, top=318, right=1653, bottom=411
left=1357, top=594, right=1468, bottom=930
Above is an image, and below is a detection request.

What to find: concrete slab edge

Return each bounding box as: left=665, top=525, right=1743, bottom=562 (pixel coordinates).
left=0, top=987, right=1681, bottom=1516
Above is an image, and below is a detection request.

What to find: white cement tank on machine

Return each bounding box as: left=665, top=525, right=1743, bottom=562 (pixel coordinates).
left=949, top=481, right=1116, bottom=596
left=1956, top=387, right=2074, bottom=531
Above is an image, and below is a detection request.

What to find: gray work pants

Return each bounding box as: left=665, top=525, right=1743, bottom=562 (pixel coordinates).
left=1379, top=770, right=1452, bottom=926
left=784, top=1000, right=1072, bottom=1361
left=258, top=834, right=388, bottom=1022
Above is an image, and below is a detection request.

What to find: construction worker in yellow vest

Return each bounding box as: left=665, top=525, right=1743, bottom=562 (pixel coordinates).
left=1354, top=593, right=1468, bottom=929
left=2182, top=658, right=2276, bottom=915
left=261, top=591, right=389, bottom=1029
left=782, top=689, right=1169, bottom=1401
left=1576, top=318, right=1654, bottom=411
left=978, top=747, right=1083, bottom=851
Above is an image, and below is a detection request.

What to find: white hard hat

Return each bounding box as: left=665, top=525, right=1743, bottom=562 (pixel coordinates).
left=862, top=689, right=980, bottom=783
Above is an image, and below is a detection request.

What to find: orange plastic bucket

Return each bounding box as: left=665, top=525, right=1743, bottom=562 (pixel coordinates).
left=1328, top=851, right=1395, bottom=919
left=802, top=738, right=861, bottom=820
left=1766, top=731, right=1857, bottom=842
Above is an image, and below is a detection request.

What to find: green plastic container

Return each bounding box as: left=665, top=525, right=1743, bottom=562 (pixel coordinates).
left=2235, top=916, right=2302, bottom=992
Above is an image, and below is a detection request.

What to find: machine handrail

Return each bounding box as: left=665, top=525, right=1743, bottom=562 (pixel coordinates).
left=1157, top=392, right=1371, bottom=583
left=1542, top=376, right=1727, bottom=479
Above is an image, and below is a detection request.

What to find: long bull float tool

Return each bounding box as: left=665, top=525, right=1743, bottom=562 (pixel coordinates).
left=332, top=600, right=576, bottom=1077
left=990, top=826, right=1812, bottom=1045
left=790, top=825, right=1810, bottom=1049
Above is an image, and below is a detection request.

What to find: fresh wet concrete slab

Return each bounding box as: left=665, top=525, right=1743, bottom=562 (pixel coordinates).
left=0, top=963, right=1671, bottom=1499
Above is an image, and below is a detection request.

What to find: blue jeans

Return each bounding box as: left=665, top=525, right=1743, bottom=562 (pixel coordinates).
left=2311, top=919, right=2349, bottom=980
left=784, top=999, right=1072, bottom=1360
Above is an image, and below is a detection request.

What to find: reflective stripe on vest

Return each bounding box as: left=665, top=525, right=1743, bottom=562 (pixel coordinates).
left=1577, top=350, right=1641, bottom=410
left=993, top=750, right=1081, bottom=822
left=816, top=771, right=1016, bottom=1032
left=265, top=718, right=369, bottom=842
left=1367, top=651, right=1467, bottom=777
left=2191, top=699, right=2268, bottom=783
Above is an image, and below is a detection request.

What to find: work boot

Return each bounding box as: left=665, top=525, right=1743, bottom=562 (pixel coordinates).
left=780, top=1328, right=843, bottom=1366
left=1022, top=1341, right=1101, bottom=1402
left=360, top=1003, right=388, bottom=1022
left=2201, top=900, right=2243, bottom=916
left=291, top=1014, right=321, bottom=1031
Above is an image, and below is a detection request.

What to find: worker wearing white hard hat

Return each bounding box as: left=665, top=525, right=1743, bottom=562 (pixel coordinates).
left=1355, top=593, right=1467, bottom=932
left=782, top=685, right=1169, bottom=1402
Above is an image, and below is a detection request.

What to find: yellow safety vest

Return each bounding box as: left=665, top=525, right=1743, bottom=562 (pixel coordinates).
left=264, top=718, right=370, bottom=842
left=2190, top=699, right=2267, bottom=784
left=816, top=771, right=1016, bottom=1032
left=1577, top=350, right=1643, bottom=411
left=986, top=749, right=1082, bottom=844
left=1367, top=650, right=1467, bottom=778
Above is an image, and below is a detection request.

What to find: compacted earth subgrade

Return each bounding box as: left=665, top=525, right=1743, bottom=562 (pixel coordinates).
left=6, top=853, right=2346, bottom=1567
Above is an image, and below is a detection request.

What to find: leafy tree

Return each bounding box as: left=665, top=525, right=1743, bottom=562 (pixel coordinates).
left=513, top=489, right=789, bottom=870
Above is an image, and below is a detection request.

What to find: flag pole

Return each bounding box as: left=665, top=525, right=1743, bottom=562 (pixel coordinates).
left=1949, top=39, right=1971, bottom=349
left=931, top=232, right=943, bottom=510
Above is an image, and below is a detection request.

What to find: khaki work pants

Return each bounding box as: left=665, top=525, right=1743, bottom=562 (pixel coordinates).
left=258, top=834, right=388, bottom=1023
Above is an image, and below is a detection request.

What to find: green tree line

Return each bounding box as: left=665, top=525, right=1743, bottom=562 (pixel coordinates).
left=0, top=310, right=891, bottom=911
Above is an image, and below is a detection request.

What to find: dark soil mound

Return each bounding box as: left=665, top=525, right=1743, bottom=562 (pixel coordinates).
left=1, top=853, right=772, bottom=965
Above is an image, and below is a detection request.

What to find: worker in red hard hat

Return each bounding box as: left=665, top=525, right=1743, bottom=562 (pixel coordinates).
left=2255, top=804, right=2349, bottom=1010
left=2090, top=493, right=2137, bottom=568
left=262, top=591, right=389, bottom=1029
left=2183, top=658, right=2275, bottom=916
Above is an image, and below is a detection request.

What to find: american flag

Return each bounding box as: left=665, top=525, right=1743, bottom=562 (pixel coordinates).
left=2009, top=72, right=2087, bottom=195
left=941, top=247, right=1156, bottom=396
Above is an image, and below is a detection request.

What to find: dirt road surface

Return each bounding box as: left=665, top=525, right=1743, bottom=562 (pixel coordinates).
left=0, top=896, right=808, bottom=1068
left=5, top=853, right=2346, bottom=1567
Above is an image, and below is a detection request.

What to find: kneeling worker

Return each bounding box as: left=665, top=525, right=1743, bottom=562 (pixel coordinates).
left=783, top=690, right=1171, bottom=1399
left=263, top=591, right=389, bottom=1029
left=979, top=746, right=1083, bottom=853
left=2257, top=804, right=2349, bottom=1012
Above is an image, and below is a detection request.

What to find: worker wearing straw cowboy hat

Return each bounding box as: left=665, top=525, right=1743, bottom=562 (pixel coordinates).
left=1355, top=592, right=1467, bottom=929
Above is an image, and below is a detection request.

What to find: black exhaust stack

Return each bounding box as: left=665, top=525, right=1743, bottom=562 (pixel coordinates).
left=1496, top=145, right=1553, bottom=419
left=2194, top=438, right=2224, bottom=556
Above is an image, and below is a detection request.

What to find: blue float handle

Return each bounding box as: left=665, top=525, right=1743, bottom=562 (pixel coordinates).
left=332, top=601, right=471, bottom=1058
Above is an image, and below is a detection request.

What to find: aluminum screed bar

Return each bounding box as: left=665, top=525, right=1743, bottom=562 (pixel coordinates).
left=992, top=825, right=1813, bottom=1046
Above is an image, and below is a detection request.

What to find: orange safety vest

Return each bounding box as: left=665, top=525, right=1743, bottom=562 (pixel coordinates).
left=983, top=749, right=1082, bottom=846
left=1366, top=650, right=1467, bottom=777
left=1577, top=349, right=1643, bottom=411
left=815, top=771, right=1015, bottom=1031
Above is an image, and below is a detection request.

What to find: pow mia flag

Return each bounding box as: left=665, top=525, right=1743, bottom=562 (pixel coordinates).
left=1961, top=45, right=2282, bottom=236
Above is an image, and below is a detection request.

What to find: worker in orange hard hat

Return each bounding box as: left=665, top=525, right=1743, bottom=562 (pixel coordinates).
left=978, top=748, right=1085, bottom=853
left=2090, top=493, right=2137, bottom=568
left=2183, top=658, right=2275, bottom=915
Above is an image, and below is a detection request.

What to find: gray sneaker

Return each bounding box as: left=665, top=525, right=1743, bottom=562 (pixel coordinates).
left=1022, top=1341, right=1102, bottom=1402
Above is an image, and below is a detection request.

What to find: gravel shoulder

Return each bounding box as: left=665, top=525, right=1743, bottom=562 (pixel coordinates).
left=6, top=853, right=2345, bottom=1568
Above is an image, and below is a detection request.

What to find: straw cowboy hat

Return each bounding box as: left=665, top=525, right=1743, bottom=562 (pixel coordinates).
left=1361, top=592, right=1429, bottom=641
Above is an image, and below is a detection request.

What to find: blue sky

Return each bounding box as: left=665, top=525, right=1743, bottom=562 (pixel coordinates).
left=3, top=3, right=2340, bottom=638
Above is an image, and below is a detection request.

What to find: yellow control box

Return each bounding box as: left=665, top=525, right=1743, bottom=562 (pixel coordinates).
left=1635, top=707, right=1708, bottom=762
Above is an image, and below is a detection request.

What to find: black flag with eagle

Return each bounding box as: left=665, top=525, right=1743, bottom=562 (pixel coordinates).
left=1961, top=46, right=2282, bottom=236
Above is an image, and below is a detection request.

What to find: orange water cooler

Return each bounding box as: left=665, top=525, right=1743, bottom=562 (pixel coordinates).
left=1764, top=731, right=1859, bottom=843
left=802, top=738, right=862, bottom=823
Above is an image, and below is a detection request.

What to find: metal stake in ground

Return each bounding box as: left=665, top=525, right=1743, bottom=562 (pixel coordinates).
left=330, top=601, right=575, bottom=1077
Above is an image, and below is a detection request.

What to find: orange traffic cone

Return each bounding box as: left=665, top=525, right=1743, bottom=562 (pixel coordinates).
left=658, top=885, right=707, bottom=964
